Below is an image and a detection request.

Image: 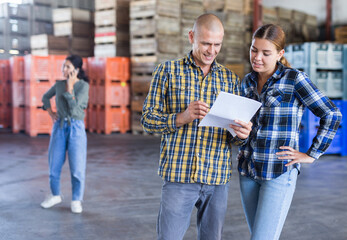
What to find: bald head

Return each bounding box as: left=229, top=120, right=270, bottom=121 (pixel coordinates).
left=192, top=13, right=224, bottom=36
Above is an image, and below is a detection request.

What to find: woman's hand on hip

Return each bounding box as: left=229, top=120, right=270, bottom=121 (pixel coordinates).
left=276, top=146, right=315, bottom=166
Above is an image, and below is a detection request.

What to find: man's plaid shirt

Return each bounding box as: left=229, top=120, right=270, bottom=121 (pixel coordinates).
left=238, top=63, right=342, bottom=180
left=141, top=52, right=244, bottom=185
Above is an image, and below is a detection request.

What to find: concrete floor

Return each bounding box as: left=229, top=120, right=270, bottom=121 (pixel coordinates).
left=0, top=130, right=346, bottom=240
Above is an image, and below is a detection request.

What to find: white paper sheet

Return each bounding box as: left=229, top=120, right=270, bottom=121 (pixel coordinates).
left=198, top=91, right=262, bottom=136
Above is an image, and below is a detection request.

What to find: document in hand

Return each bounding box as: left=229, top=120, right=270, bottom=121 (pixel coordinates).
left=198, top=91, right=262, bottom=136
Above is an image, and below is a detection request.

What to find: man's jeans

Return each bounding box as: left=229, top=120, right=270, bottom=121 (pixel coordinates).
left=48, top=119, right=87, bottom=201
left=157, top=181, right=230, bottom=240
left=239, top=168, right=298, bottom=240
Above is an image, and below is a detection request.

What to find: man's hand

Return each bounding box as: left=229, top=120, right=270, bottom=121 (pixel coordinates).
left=176, top=101, right=209, bottom=127
left=229, top=120, right=252, bottom=139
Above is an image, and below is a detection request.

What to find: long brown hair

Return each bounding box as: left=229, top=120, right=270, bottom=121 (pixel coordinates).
left=253, top=24, right=291, bottom=68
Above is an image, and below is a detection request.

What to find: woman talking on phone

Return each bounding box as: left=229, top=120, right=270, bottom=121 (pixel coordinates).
left=41, top=55, right=89, bottom=213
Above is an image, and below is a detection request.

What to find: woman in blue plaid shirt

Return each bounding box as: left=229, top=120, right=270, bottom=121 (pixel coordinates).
left=238, top=24, right=342, bottom=240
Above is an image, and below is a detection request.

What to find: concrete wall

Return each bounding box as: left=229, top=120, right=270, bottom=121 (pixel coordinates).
left=263, top=0, right=347, bottom=25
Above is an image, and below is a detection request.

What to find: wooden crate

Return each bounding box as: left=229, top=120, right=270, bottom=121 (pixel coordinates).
left=94, top=7, right=129, bottom=27
left=131, top=54, right=179, bottom=74
left=181, top=2, right=203, bottom=20
left=276, top=7, right=292, bottom=21
left=70, top=37, right=94, bottom=51
left=335, top=26, right=347, bottom=43
left=95, top=0, right=129, bottom=11
left=52, top=8, right=92, bottom=23
left=131, top=35, right=180, bottom=56
left=202, top=0, right=224, bottom=11
left=224, top=0, right=243, bottom=12
left=130, top=0, right=180, bottom=19
left=30, top=34, right=69, bottom=50
left=94, top=43, right=130, bottom=57
left=95, top=26, right=130, bottom=44
left=31, top=49, right=69, bottom=56
left=54, top=21, right=94, bottom=37
left=131, top=74, right=152, bottom=95
left=130, top=16, right=180, bottom=37
left=225, top=63, right=245, bottom=79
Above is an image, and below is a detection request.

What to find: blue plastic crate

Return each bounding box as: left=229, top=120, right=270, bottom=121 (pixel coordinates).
left=299, top=100, right=347, bottom=156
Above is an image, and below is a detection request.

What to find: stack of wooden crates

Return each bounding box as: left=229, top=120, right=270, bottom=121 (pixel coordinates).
left=129, top=0, right=180, bottom=133
left=30, top=8, right=94, bottom=57
left=94, top=0, right=130, bottom=57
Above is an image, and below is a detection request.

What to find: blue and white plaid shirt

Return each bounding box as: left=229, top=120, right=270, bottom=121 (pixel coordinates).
left=238, top=62, right=342, bottom=180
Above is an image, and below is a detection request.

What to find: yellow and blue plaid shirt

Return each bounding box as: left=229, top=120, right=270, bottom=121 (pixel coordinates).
left=141, top=52, right=244, bottom=185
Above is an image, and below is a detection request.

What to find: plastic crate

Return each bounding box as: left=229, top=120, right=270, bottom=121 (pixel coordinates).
left=103, top=57, right=130, bottom=82
left=97, top=106, right=130, bottom=134
left=24, top=79, right=54, bottom=107
left=25, top=106, right=52, bottom=137
left=315, top=71, right=343, bottom=99
left=12, top=106, right=25, bottom=133
left=0, top=104, right=12, bottom=128
left=290, top=42, right=343, bottom=70
left=97, top=81, right=130, bottom=106
left=9, top=56, right=25, bottom=82
left=300, top=100, right=347, bottom=156
left=51, top=55, right=67, bottom=81
left=24, top=55, right=51, bottom=82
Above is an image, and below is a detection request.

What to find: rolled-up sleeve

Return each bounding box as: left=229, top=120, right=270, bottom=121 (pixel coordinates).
left=141, top=63, right=178, bottom=134
left=294, top=72, right=342, bottom=159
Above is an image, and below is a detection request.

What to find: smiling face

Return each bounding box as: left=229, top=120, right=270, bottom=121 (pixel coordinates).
left=250, top=38, right=284, bottom=77
left=62, top=60, right=77, bottom=79
left=189, top=26, right=224, bottom=71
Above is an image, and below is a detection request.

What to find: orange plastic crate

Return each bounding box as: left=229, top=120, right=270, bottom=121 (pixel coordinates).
left=25, top=106, right=53, bottom=137
left=12, top=81, right=25, bottom=107
left=25, top=80, right=55, bottom=107
left=97, top=81, right=130, bottom=106
left=105, top=57, right=130, bottom=82
left=24, top=55, right=51, bottom=82
left=87, top=105, right=97, bottom=132
left=89, top=80, right=98, bottom=105
left=1, top=81, right=12, bottom=105
left=97, top=106, right=130, bottom=134
left=0, top=60, right=10, bottom=81
left=51, top=55, right=67, bottom=81
left=12, top=106, right=25, bottom=133
left=10, top=56, right=25, bottom=82
left=0, top=104, right=12, bottom=128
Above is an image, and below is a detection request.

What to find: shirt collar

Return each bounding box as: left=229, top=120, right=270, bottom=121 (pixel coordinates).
left=249, top=61, right=286, bottom=84
left=184, top=51, right=222, bottom=72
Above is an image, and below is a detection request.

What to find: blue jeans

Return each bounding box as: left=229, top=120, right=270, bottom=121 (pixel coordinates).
left=157, top=181, right=230, bottom=240
left=48, top=119, right=87, bottom=201
left=239, top=169, right=298, bottom=240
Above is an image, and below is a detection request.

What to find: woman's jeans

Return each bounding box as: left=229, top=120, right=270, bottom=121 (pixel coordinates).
left=239, top=169, right=298, bottom=240
left=157, top=181, right=230, bottom=240
left=48, top=119, right=87, bottom=201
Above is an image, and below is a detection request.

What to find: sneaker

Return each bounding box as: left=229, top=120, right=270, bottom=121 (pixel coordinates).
left=71, top=201, right=83, bottom=213
left=41, top=195, right=62, bottom=208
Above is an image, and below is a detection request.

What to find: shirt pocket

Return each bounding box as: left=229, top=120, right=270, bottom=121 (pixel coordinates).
left=264, top=88, right=283, bottom=107
left=170, top=75, right=195, bottom=112
left=264, top=87, right=293, bottom=107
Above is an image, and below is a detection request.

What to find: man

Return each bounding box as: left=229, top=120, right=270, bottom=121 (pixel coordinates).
left=141, top=13, right=252, bottom=240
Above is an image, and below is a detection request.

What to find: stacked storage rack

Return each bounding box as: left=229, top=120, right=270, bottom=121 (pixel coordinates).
left=285, top=42, right=347, bottom=156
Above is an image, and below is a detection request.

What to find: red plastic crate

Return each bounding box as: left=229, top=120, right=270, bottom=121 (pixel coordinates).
left=1, top=81, right=12, bottom=105
left=25, top=106, right=53, bottom=137
left=10, top=56, right=25, bottom=82
left=12, top=106, right=25, bottom=133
